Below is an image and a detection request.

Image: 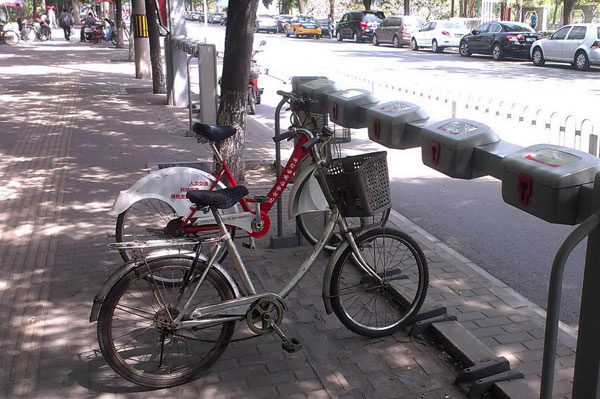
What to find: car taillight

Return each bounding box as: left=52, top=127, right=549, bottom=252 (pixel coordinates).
left=537, top=34, right=545, bottom=39
left=298, top=23, right=302, bottom=28
left=402, top=28, right=408, bottom=35
left=360, top=22, right=368, bottom=29
left=507, top=34, right=524, bottom=42
left=592, top=41, right=600, bottom=48
left=318, top=24, right=321, bottom=29
left=441, top=31, right=450, bottom=36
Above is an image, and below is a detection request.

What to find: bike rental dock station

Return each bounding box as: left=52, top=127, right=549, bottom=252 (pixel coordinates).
left=284, top=75, right=600, bottom=399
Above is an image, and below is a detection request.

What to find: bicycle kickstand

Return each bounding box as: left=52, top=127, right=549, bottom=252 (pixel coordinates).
left=266, top=318, right=302, bottom=353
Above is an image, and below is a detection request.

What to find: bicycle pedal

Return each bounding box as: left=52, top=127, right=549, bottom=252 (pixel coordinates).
left=242, top=237, right=256, bottom=250
left=281, top=338, right=302, bottom=353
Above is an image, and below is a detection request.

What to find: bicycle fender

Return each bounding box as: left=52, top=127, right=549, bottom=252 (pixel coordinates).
left=89, top=252, right=241, bottom=322
left=108, top=167, right=227, bottom=217
left=321, top=240, right=350, bottom=315
left=288, top=166, right=329, bottom=219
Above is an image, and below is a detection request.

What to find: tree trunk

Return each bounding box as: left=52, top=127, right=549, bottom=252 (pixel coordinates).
left=298, top=0, right=306, bottom=14
left=563, top=0, right=575, bottom=25
left=329, top=0, right=335, bottom=19
left=362, top=0, right=370, bottom=11
left=217, top=0, right=259, bottom=182
left=115, top=0, right=124, bottom=48
left=404, top=0, right=410, bottom=15
left=552, top=0, right=559, bottom=25
left=71, top=0, right=80, bottom=24
left=145, top=0, right=166, bottom=93
left=129, top=17, right=135, bottom=61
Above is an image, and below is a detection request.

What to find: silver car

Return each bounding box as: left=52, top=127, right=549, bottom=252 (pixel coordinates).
left=530, top=23, right=600, bottom=71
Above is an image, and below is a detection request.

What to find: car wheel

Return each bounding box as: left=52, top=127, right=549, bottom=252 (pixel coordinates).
left=315, top=34, right=320, bottom=39
left=532, top=47, right=545, bottom=66
left=459, top=41, right=471, bottom=56
left=285, top=30, right=289, bottom=37
left=492, top=43, right=504, bottom=60
left=372, top=34, right=379, bottom=46
left=432, top=39, right=439, bottom=53
left=393, top=35, right=401, bottom=48
left=294, top=30, right=299, bottom=38
left=411, top=38, right=419, bottom=51
left=337, top=31, right=342, bottom=41
left=353, top=32, right=361, bottom=43
left=574, top=50, right=590, bottom=71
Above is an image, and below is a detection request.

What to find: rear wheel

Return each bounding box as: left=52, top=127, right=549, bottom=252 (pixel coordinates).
left=329, top=227, right=428, bottom=337
left=314, top=34, right=320, bottom=39
left=285, top=29, right=290, bottom=37
left=353, top=32, right=361, bottom=43
left=4, top=30, right=19, bottom=45
left=411, top=38, right=418, bottom=51
left=294, top=30, right=299, bottom=38
left=431, top=39, right=439, bottom=53
left=574, top=50, right=590, bottom=71
left=532, top=47, right=545, bottom=66
left=459, top=41, right=471, bottom=56
left=372, top=34, right=379, bottom=46
left=492, top=43, right=504, bottom=60
left=97, top=257, right=236, bottom=388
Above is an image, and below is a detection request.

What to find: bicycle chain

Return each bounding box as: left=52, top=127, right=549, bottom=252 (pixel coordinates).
left=172, top=331, right=261, bottom=344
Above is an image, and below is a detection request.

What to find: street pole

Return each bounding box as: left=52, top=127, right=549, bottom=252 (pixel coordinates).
left=132, top=0, right=151, bottom=79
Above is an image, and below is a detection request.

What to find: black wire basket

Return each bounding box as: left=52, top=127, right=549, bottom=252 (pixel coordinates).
left=322, top=151, right=391, bottom=217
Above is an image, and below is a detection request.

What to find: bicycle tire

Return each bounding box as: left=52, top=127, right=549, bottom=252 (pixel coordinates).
left=4, top=30, right=19, bottom=46
left=247, top=87, right=256, bottom=115
left=296, top=208, right=390, bottom=253
left=115, top=198, right=236, bottom=263
left=97, top=257, right=236, bottom=388
left=329, top=227, right=428, bottom=337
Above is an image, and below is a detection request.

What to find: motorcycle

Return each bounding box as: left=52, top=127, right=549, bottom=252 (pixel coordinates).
left=247, top=40, right=266, bottom=115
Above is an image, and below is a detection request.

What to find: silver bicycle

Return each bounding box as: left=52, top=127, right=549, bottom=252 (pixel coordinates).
left=91, top=125, right=429, bottom=388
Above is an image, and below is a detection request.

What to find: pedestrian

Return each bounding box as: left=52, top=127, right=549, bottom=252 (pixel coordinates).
left=15, top=3, right=26, bottom=34
left=58, top=7, right=73, bottom=40
left=327, top=14, right=333, bottom=39
left=80, top=12, right=96, bottom=41
left=530, top=12, right=537, bottom=29
left=47, top=5, right=57, bottom=29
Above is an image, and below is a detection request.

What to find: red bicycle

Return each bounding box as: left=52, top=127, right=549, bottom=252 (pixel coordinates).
left=112, top=92, right=389, bottom=261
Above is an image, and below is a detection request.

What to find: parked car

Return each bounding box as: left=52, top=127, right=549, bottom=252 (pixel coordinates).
left=209, top=13, right=223, bottom=24
left=255, top=14, right=278, bottom=33
left=372, top=15, right=424, bottom=47
left=185, top=11, right=197, bottom=21
left=530, top=23, right=600, bottom=71
left=220, top=15, right=227, bottom=25
left=336, top=10, right=385, bottom=43
left=316, top=18, right=330, bottom=37
left=410, top=20, right=469, bottom=52
left=285, top=15, right=321, bottom=39
left=276, top=15, right=292, bottom=33
left=459, top=21, right=543, bottom=60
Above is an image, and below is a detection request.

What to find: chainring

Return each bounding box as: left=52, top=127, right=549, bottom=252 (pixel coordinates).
left=246, top=297, right=284, bottom=335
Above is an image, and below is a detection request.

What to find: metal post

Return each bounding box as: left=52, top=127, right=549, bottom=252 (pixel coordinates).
left=572, top=174, right=600, bottom=398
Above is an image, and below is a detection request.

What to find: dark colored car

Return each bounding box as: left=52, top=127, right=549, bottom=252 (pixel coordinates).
left=336, top=10, right=385, bottom=43
left=372, top=15, right=424, bottom=47
left=459, top=21, right=544, bottom=60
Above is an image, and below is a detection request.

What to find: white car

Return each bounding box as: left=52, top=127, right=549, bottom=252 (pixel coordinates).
left=530, top=23, right=600, bottom=71
left=411, top=20, right=470, bottom=52
left=255, top=15, right=278, bottom=33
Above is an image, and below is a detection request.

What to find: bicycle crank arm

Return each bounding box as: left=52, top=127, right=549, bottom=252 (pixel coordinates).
left=189, top=293, right=285, bottom=319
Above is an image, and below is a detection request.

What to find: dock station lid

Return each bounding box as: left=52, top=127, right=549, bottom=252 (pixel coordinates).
left=503, top=144, right=600, bottom=189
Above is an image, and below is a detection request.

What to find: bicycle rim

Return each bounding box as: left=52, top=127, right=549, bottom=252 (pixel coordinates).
left=330, top=227, right=428, bottom=337
left=97, top=258, right=236, bottom=388
left=5, top=31, right=19, bottom=45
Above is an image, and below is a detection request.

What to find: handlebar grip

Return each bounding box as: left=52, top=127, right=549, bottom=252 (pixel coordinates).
left=301, top=136, right=320, bottom=152
left=273, top=130, right=297, bottom=142
left=276, top=90, right=296, bottom=98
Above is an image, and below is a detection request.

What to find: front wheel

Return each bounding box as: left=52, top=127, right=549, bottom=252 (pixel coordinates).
left=4, top=30, right=19, bottom=45
left=329, top=227, right=428, bottom=337
left=353, top=32, right=361, bottom=43
left=372, top=34, right=379, bottom=46
left=459, top=41, right=471, bottom=56
left=296, top=208, right=390, bottom=253
left=411, top=38, right=418, bottom=51
left=97, top=257, right=236, bottom=388
left=336, top=31, right=342, bottom=41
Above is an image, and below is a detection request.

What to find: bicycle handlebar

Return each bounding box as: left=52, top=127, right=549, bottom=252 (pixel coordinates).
left=301, top=136, right=320, bottom=152
left=273, top=129, right=297, bottom=142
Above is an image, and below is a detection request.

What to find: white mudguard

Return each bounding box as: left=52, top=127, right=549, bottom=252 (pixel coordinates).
left=288, top=166, right=329, bottom=219
left=108, top=167, right=230, bottom=217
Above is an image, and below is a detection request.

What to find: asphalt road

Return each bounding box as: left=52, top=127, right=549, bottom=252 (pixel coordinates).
left=191, top=23, right=598, bottom=327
